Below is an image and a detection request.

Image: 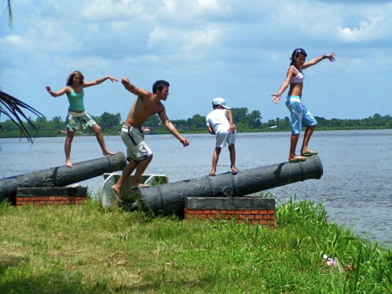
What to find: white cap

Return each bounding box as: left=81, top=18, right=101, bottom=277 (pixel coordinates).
left=212, top=97, right=230, bottom=109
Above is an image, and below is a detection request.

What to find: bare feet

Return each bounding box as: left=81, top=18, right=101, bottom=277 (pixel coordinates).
left=66, top=159, right=73, bottom=168
left=130, top=183, right=150, bottom=189
left=111, top=185, right=122, bottom=202
left=103, top=150, right=116, bottom=156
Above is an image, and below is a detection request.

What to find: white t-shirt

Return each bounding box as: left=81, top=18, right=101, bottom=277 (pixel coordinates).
left=206, top=108, right=230, bottom=134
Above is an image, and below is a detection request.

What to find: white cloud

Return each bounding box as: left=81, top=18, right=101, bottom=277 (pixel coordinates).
left=147, top=25, right=224, bottom=51
left=80, top=0, right=146, bottom=20
left=338, top=16, right=385, bottom=42
left=2, top=34, right=33, bottom=49
left=3, top=0, right=392, bottom=122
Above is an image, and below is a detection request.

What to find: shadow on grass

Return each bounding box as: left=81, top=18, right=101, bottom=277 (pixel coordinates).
left=0, top=254, right=198, bottom=293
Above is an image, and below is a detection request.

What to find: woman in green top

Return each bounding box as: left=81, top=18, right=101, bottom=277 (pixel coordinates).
left=46, top=70, right=118, bottom=168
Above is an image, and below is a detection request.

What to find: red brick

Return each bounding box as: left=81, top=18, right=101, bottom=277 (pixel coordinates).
left=243, top=210, right=251, bottom=215
left=255, top=215, right=263, bottom=220
left=227, top=210, right=235, bottom=214
left=251, top=210, right=259, bottom=214
left=235, top=210, right=243, bottom=215
left=259, top=220, right=268, bottom=225
left=194, top=210, right=204, bottom=214
left=260, top=210, right=267, bottom=214
left=268, top=210, right=275, bottom=215
left=248, top=215, right=255, bottom=219
left=263, top=215, right=271, bottom=219
left=219, top=209, right=227, bottom=214
left=212, top=210, right=219, bottom=215
left=270, top=215, right=275, bottom=219
left=204, top=209, right=212, bottom=214
left=251, top=220, right=258, bottom=224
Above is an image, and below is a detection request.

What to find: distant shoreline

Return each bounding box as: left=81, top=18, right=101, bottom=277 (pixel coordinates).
left=1, top=126, right=391, bottom=140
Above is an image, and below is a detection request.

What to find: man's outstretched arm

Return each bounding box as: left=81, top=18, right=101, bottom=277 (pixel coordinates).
left=159, top=110, right=190, bottom=146
left=121, top=77, right=150, bottom=97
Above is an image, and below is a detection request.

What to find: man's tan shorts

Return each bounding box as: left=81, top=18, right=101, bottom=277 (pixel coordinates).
left=121, top=125, right=153, bottom=162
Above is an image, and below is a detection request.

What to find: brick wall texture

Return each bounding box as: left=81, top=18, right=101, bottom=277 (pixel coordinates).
left=184, top=208, right=275, bottom=227
left=16, top=196, right=87, bottom=206
left=16, top=187, right=87, bottom=206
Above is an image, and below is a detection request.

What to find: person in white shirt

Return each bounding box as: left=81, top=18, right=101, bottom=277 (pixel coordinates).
left=206, top=97, right=239, bottom=176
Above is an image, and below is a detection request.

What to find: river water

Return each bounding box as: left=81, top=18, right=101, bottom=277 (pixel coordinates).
left=1, top=130, right=391, bottom=246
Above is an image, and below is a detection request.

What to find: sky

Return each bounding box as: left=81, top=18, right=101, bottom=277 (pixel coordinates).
left=1, top=0, right=392, bottom=124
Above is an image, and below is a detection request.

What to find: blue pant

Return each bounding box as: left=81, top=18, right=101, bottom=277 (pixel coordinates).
left=285, top=96, right=317, bottom=135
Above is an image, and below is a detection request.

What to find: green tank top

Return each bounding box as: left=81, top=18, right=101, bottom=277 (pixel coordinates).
left=66, top=86, right=85, bottom=111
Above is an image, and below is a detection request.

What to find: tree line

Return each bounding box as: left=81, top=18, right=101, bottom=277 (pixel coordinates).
left=1, top=109, right=392, bottom=138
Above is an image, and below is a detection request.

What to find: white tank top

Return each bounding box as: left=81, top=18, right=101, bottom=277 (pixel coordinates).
left=290, top=66, right=305, bottom=84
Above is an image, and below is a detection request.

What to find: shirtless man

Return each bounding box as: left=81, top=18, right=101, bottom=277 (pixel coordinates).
left=111, top=78, right=190, bottom=201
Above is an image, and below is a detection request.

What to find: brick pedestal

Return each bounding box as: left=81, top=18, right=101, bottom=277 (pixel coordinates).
left=16, top=187, right=88, bottom=206
left=184, top=197, right=275, bottom=227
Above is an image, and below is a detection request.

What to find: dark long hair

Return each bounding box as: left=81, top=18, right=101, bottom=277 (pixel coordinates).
left=66, top=71, right=84, bottom=86
left=290, top=48, right=307, bottom=65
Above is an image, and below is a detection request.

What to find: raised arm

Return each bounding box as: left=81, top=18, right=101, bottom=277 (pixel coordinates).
left=303, top=52, right=336, bottom=69
left=45, top=86, right=69, bottom=97
left=82, top=75, right=118, bottom=88
left=158, top=109, right=190, bottom=147
left=271, top=67, right=295, bottom=104
left=121, top=77, right=150, bottom=98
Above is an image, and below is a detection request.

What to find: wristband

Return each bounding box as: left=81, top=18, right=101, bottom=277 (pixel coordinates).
left=322, top=55, right=327, bottom=59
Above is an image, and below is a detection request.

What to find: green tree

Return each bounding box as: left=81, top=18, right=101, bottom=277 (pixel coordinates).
left=144, top=114, right=161, bottom=129
left=248, top=110, right=262, bottom=128
left=231, top=107, right=248, bottom=124
left=98, top=112, right=121, bottom=131
left=188, top=114, right=206, bottom=129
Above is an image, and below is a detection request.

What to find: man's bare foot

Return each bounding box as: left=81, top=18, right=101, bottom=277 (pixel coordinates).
left=66, top=159, right=73, bottom=168
left=130, top=183, right=150, bottom=189
left=103, top=150, right=116, bottom=156
left=111, top=185, right=122, bottom=202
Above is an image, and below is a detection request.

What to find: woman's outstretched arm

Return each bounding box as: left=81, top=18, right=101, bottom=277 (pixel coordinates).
left=82, top=76, right=118, bottom=88
left=303, top=52, right=336, bottom=69
left=45, top=86, right=68, bottom=97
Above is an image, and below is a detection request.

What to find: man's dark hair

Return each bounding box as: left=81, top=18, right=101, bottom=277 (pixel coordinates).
left=152, top=80, right=170, bottom=93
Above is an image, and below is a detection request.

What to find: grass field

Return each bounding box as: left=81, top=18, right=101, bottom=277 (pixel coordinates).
left=1, top=197, right=391, bottom=293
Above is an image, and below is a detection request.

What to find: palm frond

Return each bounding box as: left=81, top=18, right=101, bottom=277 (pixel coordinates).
left=0, top=91, right=43, bottom=143
left=7, top=0, right=12, bottom=29
left=6, top=0, right=13, bottom=28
